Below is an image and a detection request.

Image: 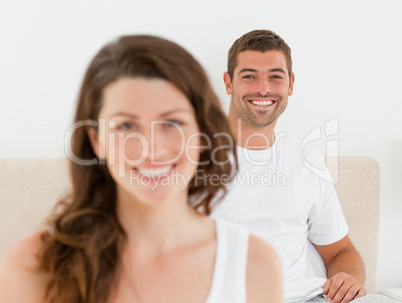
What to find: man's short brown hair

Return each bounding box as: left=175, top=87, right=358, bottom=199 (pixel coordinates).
left=227, top=29, right=292, bottom=81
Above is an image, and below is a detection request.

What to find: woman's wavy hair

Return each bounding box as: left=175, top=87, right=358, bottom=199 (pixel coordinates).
left=39, top=35, right=237, bottom=303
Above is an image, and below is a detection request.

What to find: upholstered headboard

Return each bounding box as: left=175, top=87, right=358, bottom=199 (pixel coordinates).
left=330, top=157, right=380, bottom=293
left=0, top=157, right=380, bottom=292
left=0, top=158, right=71, bottom=255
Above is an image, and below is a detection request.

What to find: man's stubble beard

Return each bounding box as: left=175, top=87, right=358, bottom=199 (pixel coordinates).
left=231, top=91, right=287, bottom=128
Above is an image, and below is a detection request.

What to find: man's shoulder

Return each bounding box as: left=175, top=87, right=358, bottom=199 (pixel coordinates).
left=275, top=135, right=333, bottom=184
left=277, top=135, right=324, bottom=163
left=276, top=134, right=300, bottom=151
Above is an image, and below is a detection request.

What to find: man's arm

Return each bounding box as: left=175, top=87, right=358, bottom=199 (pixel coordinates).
left=314, top=235, right=367, bottom=303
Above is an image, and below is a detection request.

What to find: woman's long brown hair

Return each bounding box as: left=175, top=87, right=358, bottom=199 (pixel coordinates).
left=39, top=35, right=237, bottom=303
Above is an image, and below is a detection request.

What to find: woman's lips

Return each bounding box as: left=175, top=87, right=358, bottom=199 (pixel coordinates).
left=132, top=164, right=175, bottom=177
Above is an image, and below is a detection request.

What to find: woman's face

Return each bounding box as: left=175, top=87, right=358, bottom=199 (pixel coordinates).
left=89, top=77, right=202, bottom=205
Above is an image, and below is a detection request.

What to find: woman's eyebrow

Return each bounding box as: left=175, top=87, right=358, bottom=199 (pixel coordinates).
left=159, top=109, right=194, bottom=118
left=107, top=109, right=193, bottom=119
left=108, top=112, right=139, bottom=119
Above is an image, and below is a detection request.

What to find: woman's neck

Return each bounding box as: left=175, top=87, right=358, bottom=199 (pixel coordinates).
left=116, top=187, right=210, bottom=257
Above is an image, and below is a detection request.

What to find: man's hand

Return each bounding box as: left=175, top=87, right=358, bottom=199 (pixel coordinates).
left=323, top=272, right=367, bottom=303
left=315, top=236, right=366, bottom=303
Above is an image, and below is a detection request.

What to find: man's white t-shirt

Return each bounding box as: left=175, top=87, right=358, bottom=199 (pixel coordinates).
left=211, top=135, right=348, bottom=303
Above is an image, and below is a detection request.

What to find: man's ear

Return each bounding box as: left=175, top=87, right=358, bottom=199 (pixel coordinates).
left=86, top=126, right=105, bottom=159
left=223, top=72, right=233, bottom=95
left=288, top=72, right=295, bottom=96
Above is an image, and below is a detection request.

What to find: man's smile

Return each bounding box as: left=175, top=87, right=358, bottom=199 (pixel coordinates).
left=248, top=99, right=275, bottom=106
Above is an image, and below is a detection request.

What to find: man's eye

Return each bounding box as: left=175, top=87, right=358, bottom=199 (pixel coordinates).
left=242, top=75, right=254, bottom=79
left=117, top=122, right=136, bottom=130
left=272, top=75, right=283, bottom=79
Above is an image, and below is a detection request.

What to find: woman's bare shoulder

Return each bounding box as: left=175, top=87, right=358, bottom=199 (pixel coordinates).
left=246, top=234, right=284, bottom=303
left=1, top=230, right=46, bottom=268
left=0, top=230, right=49, bottom=303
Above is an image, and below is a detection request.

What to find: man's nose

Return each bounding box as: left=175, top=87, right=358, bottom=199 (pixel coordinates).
left=255, top=78, right=271, bottom=95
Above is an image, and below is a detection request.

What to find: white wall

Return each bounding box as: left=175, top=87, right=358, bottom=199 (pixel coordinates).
left=1, top=0, right=401, bottom=292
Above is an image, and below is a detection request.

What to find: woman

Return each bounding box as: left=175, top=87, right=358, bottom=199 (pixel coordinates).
left=0, top=35, right=282, bottom=303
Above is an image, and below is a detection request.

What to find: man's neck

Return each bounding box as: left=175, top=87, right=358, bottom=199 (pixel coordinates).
left=228, top=115, right=276, bottom=150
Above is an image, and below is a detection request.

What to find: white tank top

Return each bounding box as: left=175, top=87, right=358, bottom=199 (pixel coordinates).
left=205, top=219, right=249, bottom=303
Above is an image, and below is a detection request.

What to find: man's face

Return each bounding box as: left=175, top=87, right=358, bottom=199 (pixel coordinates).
left=224, top=50, right=294, bottom=128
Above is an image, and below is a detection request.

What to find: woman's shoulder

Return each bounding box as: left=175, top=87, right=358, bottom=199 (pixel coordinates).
left=247, top=234, right=280, bottom=266
left=0, top=230, right=49, bottom=303
left=246, top=235, right=283, bottom=303
left=1, top=230, right=45, bottom=269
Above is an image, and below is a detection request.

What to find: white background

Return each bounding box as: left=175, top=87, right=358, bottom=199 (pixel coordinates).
left=0, top=0, right=401, bottom=292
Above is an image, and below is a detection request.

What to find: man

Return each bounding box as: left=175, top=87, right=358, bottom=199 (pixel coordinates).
left=211, top=30, right=366, bottom=303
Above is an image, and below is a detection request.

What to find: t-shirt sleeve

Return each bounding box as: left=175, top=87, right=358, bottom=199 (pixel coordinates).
left=307, top=162, right=349, bottom=246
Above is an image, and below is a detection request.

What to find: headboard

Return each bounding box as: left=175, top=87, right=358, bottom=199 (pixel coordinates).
left=0, top=157, right=380, bottom=292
